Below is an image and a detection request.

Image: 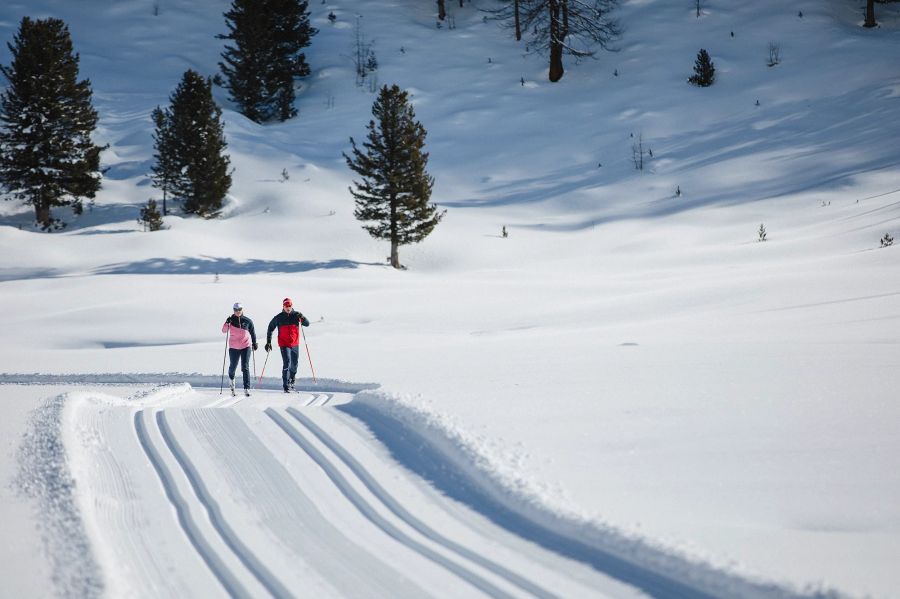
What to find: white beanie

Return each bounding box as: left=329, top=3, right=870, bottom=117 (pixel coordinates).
left=233, top=302, right=243, bottom=311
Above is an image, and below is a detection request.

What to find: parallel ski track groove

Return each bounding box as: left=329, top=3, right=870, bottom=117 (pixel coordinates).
left=133, top=410, right=251, bottom=599
left=155, top=411, right=294, bottom=599
left=264, top=407, right=517, bottom=599
left=285, top=407, right=560, bottom=599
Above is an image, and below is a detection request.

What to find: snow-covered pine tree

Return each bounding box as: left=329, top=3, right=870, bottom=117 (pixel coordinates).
left=218, top=0, right=316, bottom=122
left=163, top=70, right=231, bottom=218
left=344, top=85, right=445, bottom=269
left=0, top=17, right=105, bottom=230
left=688, top=49, right=716, bottom=87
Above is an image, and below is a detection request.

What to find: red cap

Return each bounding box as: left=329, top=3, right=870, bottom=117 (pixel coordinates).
left=282, top=297, right=292, bottom=307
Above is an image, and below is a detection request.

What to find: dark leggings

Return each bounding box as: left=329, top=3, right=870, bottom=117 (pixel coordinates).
left=228, top=347, right=252, bottom=389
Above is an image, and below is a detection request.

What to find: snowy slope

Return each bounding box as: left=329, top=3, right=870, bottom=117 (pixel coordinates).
left=2, top=0, right=900, bottom=597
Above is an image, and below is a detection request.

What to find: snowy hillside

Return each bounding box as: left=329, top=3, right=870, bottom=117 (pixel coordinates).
left=1, top=0, right=899, bottom=598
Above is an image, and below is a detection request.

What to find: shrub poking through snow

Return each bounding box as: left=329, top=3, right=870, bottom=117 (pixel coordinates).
left=767, top=42, right=781, bottom=67
left=688, top=49, right=716, bottom=86
left=758, top=223, right=767, bottom=242
left=139, top=199, right=164, bottom=231
left=881, top=233, right=894, bottom=247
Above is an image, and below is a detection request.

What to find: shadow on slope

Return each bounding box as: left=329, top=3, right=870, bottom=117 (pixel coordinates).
left=442, top=84, right=900, bottom=232
left=92, top=256, right=382, bottom=275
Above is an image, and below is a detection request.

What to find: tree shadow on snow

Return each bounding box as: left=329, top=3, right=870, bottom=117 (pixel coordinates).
left=442, top=84, right=900, bottom=232
left=92, top=256, right=382, bottom=276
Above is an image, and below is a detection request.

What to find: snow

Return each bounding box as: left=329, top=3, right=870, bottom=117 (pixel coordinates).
left=2, top=0, right=900, bottom=597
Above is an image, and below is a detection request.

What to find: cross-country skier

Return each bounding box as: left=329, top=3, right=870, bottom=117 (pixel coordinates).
left=222, top=302, right=257, bottom=396
left=265, top=297, right=310, bottom=393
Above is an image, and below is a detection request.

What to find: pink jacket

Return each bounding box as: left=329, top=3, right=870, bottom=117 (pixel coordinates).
left=222, top=315, right=256, bottom=350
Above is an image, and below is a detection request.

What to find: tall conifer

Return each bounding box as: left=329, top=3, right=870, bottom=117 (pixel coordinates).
left=219, top=0, right=316, bottom=122
left=153, top=70, right=231, bottom=218
left=0, top=17, right=104, bottom=229
left=344, top=85, right=444, bottom=269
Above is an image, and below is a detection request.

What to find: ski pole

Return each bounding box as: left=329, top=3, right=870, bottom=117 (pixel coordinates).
left=220, top=326, right=230, bottom=395
left=256, top=350, right=269, bottom=389
left=252, top=346, right=257, bottom=383
left=301, top=325, right=317, bottom=384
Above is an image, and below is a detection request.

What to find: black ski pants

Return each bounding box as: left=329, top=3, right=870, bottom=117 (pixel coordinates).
left=228, top=347, right=252, bottom=390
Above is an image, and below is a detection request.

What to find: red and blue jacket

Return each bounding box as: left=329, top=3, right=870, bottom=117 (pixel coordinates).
left=266, top=310, right=309, bottom=348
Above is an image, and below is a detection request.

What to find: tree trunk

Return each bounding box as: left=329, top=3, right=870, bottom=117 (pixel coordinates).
left=864, top=0, right=876, bottom=27
left=514, top=0, right=521, bottom=41
left=390, top=240, right=400, bottom=269
left=390, top=194, right=400, bottom=268
left=549, top=41, right=564, bottom=82
left=35, top=200, right=51, bottom=228
left=437, top=0, right=446, bottom=20
left=548, top=0, right=564, bottom=82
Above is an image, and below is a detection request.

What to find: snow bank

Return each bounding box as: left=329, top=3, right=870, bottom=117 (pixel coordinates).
left=14, top=392, right=104, bottom=598
left=343, top=390, right=846, bottom=599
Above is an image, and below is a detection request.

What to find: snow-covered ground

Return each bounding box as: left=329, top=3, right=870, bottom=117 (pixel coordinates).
left=2, top=0, right=899, bottom=597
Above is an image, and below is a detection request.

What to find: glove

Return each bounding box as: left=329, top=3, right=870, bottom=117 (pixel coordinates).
left=265, top=343, right=272, bottom=352
left=252, top=342, right=258, bottom=351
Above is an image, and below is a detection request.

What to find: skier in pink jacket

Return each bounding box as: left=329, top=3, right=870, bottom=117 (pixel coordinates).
left=222, top=302, right=257, bottom=396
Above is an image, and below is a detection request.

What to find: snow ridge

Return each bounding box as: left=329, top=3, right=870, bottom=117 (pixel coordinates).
left=0, top=372, right=378, bottom=394
left=342, top=390, right=846, bottom=599
left=14, top=393, right=104, bottom=599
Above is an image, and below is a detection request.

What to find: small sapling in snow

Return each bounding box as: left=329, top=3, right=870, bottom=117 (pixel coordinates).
left=139, top=199, right=164, bottom=231
left=767, top=42, right=781, bottom=67
left=688, top=49, right=715, bottom=86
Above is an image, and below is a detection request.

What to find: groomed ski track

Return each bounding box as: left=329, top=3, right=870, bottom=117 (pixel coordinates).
left=11, top=377, right=839, bottom=599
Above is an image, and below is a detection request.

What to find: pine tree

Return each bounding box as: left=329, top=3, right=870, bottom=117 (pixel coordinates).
left=139, top=199, right=164, bottom=231
left=0, top=17, right=105, bottom=230
left=157, top=70, right=231, bottom=218
left=150, top=106, right=180, bottom=216
left=344, top=85, right=445, bottom=269
left=219, top=0, right=316, bottom=122
left=688, top=49, right=716, bottom=87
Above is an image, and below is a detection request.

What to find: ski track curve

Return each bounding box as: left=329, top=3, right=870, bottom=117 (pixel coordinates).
left=281, top=406, right=559, bottom=599
left=28, top=377, right=838, bottom=599
left=265, top=407, right=520, bottom=599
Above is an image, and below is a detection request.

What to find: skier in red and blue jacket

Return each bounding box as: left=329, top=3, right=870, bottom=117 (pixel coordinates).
left=265, top=297, right=309, bottom=392
left=222, top=302, right=257, bottom=395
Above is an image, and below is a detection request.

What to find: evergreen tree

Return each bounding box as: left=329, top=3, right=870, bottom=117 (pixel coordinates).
left=344, top=85, right=444, bottom=269
left=219, top=0, right=316, bottom=122
left=150, top=106, right=180, bottom=216
left=155, top=69, right=231, bottom=218
left=688, top=49, right=716, bottom=87
left=0, top=17, right=105, bottom=230
left=139, top=198, right=164, bottom=231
